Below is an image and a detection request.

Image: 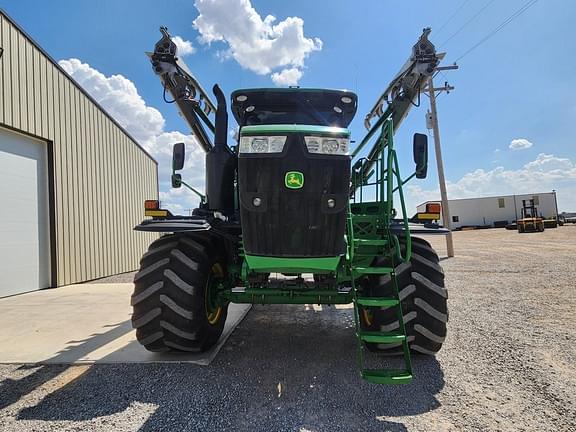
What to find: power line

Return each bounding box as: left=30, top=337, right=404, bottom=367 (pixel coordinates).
left=435, top=0, right=473, bottom=37
left=440, top=0, right=497, bottom=47
left=454, top=0, right=539, bottom=62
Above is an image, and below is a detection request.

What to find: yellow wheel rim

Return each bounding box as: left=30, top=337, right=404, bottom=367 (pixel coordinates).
left=361, top=309, right=373, bottom=327
left=206, top=263, right=224, bottom=325
left=206, top=306, right=222, bottom=325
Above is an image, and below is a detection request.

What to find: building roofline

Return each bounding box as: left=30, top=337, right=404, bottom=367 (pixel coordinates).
left=0, top=8, right=157, bottom=165
left=416, top=191, right=555, bottom=208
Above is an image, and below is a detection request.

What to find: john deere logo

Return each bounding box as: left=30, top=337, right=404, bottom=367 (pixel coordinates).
left=285, top=171, right=304, bottom=189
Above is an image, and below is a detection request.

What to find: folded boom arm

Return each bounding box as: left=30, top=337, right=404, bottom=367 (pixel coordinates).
left=148, top=27, right=217, bottom=153
left=352, top=28, right=442, bottom=191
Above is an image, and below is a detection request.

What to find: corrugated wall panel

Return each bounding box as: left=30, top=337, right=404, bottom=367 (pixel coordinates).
left=25, top=38, right=35, bottom=134
left=109, top=125, right=118, bottom=275
left=0, top=15, right=5, bottom=124
left=50, top=64, right=65, bottom=285
left=17, top=32, right=27, bottom=131
left=80, top=90, right=90, bottom=279
left=77, top=91, right=87, bottom=279
left=93, top=108, right=104, bottom=279
left=9, top=23, right=19, bottom=128
left=38, top=49, right=48, bottom=138
left=56, top=69, right=70, bottom=285
left=119, top=134, right=129, bottom=270
left=65, top=78, right=77, bottom=283
left=103, top=117, right=112, bottom=276
left=0, top=12, right=158, bottom=286
left=85, top=96, right=96, bottom=280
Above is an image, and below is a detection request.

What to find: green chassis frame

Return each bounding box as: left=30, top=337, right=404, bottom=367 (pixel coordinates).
left=214, top=117, right=414, bottom=307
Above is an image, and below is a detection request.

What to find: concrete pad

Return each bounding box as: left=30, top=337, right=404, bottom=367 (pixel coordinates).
left=0, top=283, right=250, bottom=365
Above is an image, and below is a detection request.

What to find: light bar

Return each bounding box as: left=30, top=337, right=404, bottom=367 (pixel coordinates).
left=239, top=136, right=287, bottom=153
left=304, top=136, right=349, bottom=155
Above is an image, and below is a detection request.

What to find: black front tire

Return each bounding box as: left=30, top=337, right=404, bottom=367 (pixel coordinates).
left=360, top=236, right=448, bottom=355
left=131, top=234, right=228, bottom=352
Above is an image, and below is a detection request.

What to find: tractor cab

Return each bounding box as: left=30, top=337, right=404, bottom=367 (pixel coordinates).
left=231, top=89, right=358, bottom=272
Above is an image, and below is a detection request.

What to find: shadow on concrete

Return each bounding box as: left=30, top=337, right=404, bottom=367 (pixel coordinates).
left=0, top=320, right=133, bottom=411
left=14, top=304, right=445, bottom=431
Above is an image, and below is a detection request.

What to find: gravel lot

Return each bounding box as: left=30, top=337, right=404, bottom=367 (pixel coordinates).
left=1, top=227, right=575, bottom=431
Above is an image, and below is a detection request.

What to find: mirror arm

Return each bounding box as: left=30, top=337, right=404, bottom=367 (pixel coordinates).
left=392, top=172, right=417, bottom=193
left=179, top=179, right=206, bottom=204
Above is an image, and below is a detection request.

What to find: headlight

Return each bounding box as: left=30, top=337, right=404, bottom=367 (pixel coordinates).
left=251, top=138, right=268, bottom=152
left=239, top=136, right=287, bottom=153
left=305, top=136, right=349, bottom=155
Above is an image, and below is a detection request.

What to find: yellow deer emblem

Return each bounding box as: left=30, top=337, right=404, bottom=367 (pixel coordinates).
left=285, top=171, right=304, bottom=189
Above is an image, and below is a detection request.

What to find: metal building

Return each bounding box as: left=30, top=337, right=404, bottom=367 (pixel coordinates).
left=0, top=10, right=158, bottom=296
left=417, top=192, right=559, bottom=230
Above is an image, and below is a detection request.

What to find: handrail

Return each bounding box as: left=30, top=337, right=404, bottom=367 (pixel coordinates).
left=383, top=119, right=412, bottom=263
left=350, top=118, right=412, bottom=263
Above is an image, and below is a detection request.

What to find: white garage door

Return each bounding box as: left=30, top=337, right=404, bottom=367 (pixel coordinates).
left=0, top=127, right=50, bottom=297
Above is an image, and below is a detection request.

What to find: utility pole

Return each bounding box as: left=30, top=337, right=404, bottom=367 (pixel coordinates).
left=552, top=189, right=559, bottom=223
left=426, top=66, right=458, bottom=258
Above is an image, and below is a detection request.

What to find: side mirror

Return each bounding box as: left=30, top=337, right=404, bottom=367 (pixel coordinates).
left=172, top=142, right=185, bottom=171
left=413, top=133, right=428, bottom=179
left=171, top=173, right=182, bottom=189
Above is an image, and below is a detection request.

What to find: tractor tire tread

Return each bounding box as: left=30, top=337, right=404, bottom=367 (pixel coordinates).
left=131, top=233, right=227, bottom=353
left=362, top=236, right=448, bottom=355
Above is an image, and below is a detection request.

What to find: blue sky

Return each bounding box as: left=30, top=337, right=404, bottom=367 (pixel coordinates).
left=3, top=0, right=575, bottom=213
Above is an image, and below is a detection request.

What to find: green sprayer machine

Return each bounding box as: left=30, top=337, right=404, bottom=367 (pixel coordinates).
left=132, top=27, right=449, bottom=384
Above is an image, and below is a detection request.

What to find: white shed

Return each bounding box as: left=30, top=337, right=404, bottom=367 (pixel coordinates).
left=417, top=192, right=559, bottom=229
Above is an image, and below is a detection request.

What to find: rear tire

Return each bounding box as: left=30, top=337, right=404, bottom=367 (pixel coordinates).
left=360, top=236, right=448, bottom=355
left=131, top=234, right=228, bottom=352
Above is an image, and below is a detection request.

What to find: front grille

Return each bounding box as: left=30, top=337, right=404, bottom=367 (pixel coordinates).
left=238, top=134, right=350, bottom=257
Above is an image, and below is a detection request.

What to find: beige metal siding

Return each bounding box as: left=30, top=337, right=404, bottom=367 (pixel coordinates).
left=0, top=12, right=158, bottom=286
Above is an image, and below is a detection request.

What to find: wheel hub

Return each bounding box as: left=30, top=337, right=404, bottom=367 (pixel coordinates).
left=206, top=263, right=224, bottom=325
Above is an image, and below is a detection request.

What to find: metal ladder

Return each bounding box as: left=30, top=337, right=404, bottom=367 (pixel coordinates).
left=348, top=117, right=413, bottom=384
left=349, top=219, right=413, bottom=384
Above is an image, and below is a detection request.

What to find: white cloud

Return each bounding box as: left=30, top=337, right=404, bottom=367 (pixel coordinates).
left=159, top=187, right=200, bottom=215
left=509, top=138, right=533, bottom=150
left=271, top=67, right=303, bottom=86
left=171, top=36, right=196, bottom=56
left=406, top=153, right=576, bottom=212
left=59, top=58, right=204, bottom=213
left=59, top=58, right=165, bottom=145
left=523, top=152, right=573, bottom=171
left=193, top=0, right=321, bottom=84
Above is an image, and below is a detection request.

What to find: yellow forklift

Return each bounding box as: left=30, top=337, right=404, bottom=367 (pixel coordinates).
left=517, top=199, right=544, bottom=233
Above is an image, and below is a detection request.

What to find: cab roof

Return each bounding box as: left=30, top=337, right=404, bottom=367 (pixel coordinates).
left=231, top=88, right=358, bottom=128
